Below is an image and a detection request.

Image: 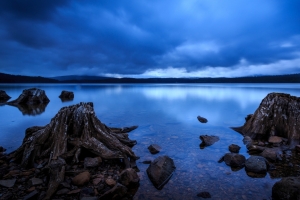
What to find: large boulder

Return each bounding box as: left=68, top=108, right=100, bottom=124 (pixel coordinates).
left=0, top=90, right=11, bottom=102
left=223, top=153, right=246, bottom=168
left=146, top=156, right=176, bottom=189
left=233, top=93, right=300, bottom=148
left=199, top=135, right=219, bottom=149
left=8, top=88, right=50, bottom=105
left=272, top=177, right=300, bottom=200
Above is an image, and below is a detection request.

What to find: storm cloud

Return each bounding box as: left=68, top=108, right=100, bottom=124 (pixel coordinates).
left=0, top=0, right=299, bottom=77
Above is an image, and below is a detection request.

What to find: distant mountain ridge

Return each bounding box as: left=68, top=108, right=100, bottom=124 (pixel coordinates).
left=0, top=72, right=300, bottom=83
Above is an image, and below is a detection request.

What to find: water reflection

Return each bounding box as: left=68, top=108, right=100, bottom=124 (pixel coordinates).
left=7, top=102, right=49, bottom=116
left=0, top=84, right=300, bottom=200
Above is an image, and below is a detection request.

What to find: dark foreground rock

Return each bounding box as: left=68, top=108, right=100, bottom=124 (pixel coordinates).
left=59, top=90, right=74, bottom=101
left=146, top=156, right=176, bottom=189
left=0, top=102, right=139, bottom=199
left=0, top=90, right=10, bottom=102
left=199, top=135, right=219, bottom=149
left=272, top=177, right=300, bottom=200
left=197, top=116, right=208, bottom=123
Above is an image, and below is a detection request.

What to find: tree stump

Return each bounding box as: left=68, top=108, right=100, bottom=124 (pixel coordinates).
left=8, top=102, right=138, bottom=199
left=232, top=93, right=300, bottom=147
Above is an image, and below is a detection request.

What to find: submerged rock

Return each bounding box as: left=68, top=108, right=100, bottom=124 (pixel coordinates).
left=146, top=155, right=176, bottom=189
left=199, top=135, right=219, bottom=149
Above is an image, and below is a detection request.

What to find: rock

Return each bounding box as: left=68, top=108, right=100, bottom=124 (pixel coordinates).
left=223, top=153, right=246, bottom=168
left=0, top=90, right=11, bottom=102
left=68, top=189, right=81, bottom=195
left=199, top=135, right=219, bottom=148
left=233, top=93, right=300, bottom=148
left=146, top=155, right=176, bottom=189
left=245, top=156, right=267, bottom=174
left=92, top=177, right=102, bottom=185
left=8, top=88, right=50, bottom=105
left=247, top=145, right=266, bottom=154
left=148, top=144, right=161, bottom=154
left=59, top=90, right=74, bottom=101
left=272, top=177, right=300, bottom=200
left=105, top=178, right=116, bottom=187
left=80, top=187, right=94, bottom=199
left=100, top=183, right=127, bottom=199
left=72, top=171, right=91, bottom=186
left=260, top=147, right=283, bottom=161
left=268, top=136, right=283, bottom=145
left=197, top=191, right=211, bottom=198
left=56, top=188, right=70, bottom=195
left=0, top=178, right=16, bottom=187
left=23, top=190, right=39, bottom=200
left=119, top=168, right=140, bottom=186
left=197, top=116, right=208, bottom=123
left=84, top=157, right=102, bottom=168
left=29, top=177, right=43, bottom=186
left=228, top=144, right=241, bottom=153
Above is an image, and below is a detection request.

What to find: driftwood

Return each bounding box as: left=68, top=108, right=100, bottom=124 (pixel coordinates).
left=9, top=102, right=138, bottom=199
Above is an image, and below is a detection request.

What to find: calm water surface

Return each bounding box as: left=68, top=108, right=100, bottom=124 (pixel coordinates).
left=1, top=83, right=300, bottom=200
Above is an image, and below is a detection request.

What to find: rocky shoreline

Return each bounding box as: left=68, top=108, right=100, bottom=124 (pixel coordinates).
left=1, top=89, right=300, bottom=199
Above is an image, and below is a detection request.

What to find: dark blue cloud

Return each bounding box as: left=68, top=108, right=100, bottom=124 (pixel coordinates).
left=0, top=0, right=299, bottom=77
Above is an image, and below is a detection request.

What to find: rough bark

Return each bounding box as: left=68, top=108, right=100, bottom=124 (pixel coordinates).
left=9, top=102, right=138, bottom=199
left=233, top=93, right=300, bottom=147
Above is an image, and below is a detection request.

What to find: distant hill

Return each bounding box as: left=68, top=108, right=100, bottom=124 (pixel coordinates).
left=0, top=73, right=58, bottom=83
left=0, top=72, right=300, bottom=83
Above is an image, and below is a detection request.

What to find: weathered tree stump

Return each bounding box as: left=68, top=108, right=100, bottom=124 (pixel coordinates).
left=8, top=102, right=138, bottom=199
left=8, top=88, right=50, bottom=105
left=232, top=93, right=300, bottom=148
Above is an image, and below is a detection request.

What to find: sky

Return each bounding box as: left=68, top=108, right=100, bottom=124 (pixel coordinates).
left=0, top=0, right=300, bottom=78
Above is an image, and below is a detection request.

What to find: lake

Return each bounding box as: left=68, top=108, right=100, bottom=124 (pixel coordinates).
left=1, top=83, right=300, bottom=199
